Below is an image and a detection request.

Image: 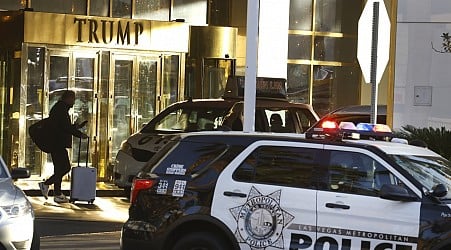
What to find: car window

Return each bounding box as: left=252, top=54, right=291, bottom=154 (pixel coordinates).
left=152, top=107, right=228, bottom=132
left=233, top=146, right=320, bottom=189
left=152, top=140, right=229, bottom=176
left=294, top=108, right=317, bottom=132
left=263, top=109, right=296, bottom=133
left=327, top=150, right=409, bottom=197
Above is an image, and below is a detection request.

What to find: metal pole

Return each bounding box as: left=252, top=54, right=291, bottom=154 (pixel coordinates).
left=370, top=1, right=379, bottom=124
left=243, top=0, right=259, bottom=132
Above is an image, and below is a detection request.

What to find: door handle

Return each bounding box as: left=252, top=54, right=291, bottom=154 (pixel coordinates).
left=223, top=191, right=247, bottom=198
left=325, top=203, right=350, bottom=210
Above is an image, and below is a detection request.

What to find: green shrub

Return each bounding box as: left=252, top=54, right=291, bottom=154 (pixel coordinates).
left=394, top=125, right=451, bottom=160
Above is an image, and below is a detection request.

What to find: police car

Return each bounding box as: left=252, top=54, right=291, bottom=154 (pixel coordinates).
left=113, top=77, right=319, bottom=193
left=120, top=122, right=451, bottom=250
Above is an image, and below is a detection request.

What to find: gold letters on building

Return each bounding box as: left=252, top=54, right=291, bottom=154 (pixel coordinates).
left=23, top=12, right=189, bottom=52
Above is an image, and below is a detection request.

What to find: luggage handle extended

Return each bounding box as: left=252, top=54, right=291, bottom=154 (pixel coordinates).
left=78, top=136, right=89, bottom=168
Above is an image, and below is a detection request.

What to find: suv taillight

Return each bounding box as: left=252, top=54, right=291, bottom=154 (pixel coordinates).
left=130, top=179, right=156, bottom=204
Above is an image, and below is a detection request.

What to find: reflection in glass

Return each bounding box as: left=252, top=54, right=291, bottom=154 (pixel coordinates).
left=136, top=60, right=157, bottom=128
left=202, top=59, right=233, bottom=98
left=32, top=0, right=86, bottom=14
left=112, top=0, right=131, bottom=18
left=288, top=35, right=311, bottom=60
left=289, top=0, right=312, bottom=30
left=208, top=0, right=230, bottom=26
left=314, top=36, right=357, bottom=62
left=25, top=47, right=46, bottom=174
left=49, top=56, right=69, bottom=107
left=71, top=58, right=94, bottom=166
left=134, top=0, right=170, bottom=20
left=161, top=55, right=179, bottom=109
left=312, top=66, right=359, bottom=116
left=0, top=0, right=24, bottom=10
left=112, top=60, right=132, bottom=158
left=286, top=64, right=310, bottom=104
left=90, top=0, right=109, bottom=16
left=172, top=0, right=207, bottom=24
left=315, top=0, right=362, bottom=33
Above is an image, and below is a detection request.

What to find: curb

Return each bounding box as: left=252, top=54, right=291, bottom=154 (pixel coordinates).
left=25, top=189, right=126, bottom=197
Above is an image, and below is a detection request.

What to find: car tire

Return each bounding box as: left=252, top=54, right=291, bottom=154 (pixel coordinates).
left=124, top=186, right=131, bottom=198
left=31, top=228, right=40, bottom=250
left=172, top=231, right=229, bottom=250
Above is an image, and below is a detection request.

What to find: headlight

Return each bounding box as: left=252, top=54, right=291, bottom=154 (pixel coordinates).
left=120, top=141, right=133, bottom=156
left=1, top=200, right=33, bottom=218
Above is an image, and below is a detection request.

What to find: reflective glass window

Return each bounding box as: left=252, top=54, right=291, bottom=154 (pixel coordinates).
left=173, top=0, right=207, bottom=24
left=287, top=64, right=310, bottom=104
left=289, top=0, right=312, bottom=31
left=315, top=0, right=361, bottom=33
left=288, top=35, right=311, bottom=60
left=208, top=0, right=230, bottom=26
left=112, top=0, right=131, bottom=18
left=25, top=47, right=46, bottom=174
left=0, top=0, right=25, bottom=10
left=90, top=0, right=109, bottom=16
left=134, top=0, right=170, bottom=20
left=312, top=65, right=360, bottom=116
left=32, top=0, right=86, bottom=14
left=161, top=55, right=179, bottom=109
left=314, top=36, right=357, bottom=62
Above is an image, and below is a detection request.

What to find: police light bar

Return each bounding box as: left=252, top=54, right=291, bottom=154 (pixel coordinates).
left=306, top=122, right=394, bottom=141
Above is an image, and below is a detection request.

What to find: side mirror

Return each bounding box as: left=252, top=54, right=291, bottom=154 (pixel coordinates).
left=11, top=168, right=31, bottom=180
left=431, top=183, right=448, bottom=198
left=379, top=184, right=418, bottom=202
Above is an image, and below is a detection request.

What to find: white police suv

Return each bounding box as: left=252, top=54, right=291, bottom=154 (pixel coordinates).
left=121, top=123, right=451, bottom=250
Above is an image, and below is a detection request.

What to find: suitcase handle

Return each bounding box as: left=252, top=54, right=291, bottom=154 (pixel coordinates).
left=78, top=136, right=89, bottom=167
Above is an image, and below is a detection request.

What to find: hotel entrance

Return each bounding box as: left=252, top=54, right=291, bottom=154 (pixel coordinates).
left=0, top=11, right=190, bottom=181
left=23, top=46, right=182, bottom=181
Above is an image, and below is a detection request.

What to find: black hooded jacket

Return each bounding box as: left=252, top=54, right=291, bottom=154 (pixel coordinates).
left=49, top=100, right=84, bottom=148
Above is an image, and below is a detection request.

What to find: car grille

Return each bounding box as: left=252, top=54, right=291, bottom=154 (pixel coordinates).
left=132, top=148, right=156, bottom=162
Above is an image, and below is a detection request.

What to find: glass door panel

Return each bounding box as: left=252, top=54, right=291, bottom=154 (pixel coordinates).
left=202, top=58, right=234, bottom=98
left=25, top=47, right=47, bottom=174
left=133, top=58, right=158, bottom=130
left=44, top=53, right=70, bottom=176
left=71, top=57, right=95, bottom=167
left=161, top=55, right=179, bottom=110
left=111, top=58, right=132, bottom=160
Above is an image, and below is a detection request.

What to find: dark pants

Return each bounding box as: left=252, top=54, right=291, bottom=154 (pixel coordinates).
left=44, top=147, right=71, bottom=196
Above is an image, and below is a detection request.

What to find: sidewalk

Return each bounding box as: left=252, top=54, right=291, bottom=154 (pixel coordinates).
left=15, top=177, right=126, bottom=197
left=16, top=177, right=130, bottom=222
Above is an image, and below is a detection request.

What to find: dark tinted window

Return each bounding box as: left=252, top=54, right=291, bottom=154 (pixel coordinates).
left=233, top=146, right=319, bottom=188
left=327, top=150, right=402, bottom=197
left=152, top=140, right=228, bottom=176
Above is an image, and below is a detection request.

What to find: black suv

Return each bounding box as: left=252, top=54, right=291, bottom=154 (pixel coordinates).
left=113, top=77, right=319, bottom=193
left=121, top=128, right=451, bottom=250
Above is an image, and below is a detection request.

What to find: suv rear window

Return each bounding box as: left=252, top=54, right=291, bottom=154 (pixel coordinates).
left=143, top=107, right=229, bottom=133
left=150, top=140, right=229, bottom=176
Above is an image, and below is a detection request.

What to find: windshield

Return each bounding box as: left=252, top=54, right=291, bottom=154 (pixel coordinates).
left=143, top=107, right=229, bottom=133
left=389, top=154, right=451, bottom=200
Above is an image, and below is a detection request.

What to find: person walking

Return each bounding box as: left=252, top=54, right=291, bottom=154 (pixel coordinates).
left=39, top=90, right=88, bottom=203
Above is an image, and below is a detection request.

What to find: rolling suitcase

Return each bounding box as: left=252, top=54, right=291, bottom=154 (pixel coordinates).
left=70, top=137, right=96, bottom=204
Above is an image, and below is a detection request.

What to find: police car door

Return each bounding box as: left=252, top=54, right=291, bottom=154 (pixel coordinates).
left=212, top=140, right=323, bottom=250
left=317, top=146, right=421, bottom=249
